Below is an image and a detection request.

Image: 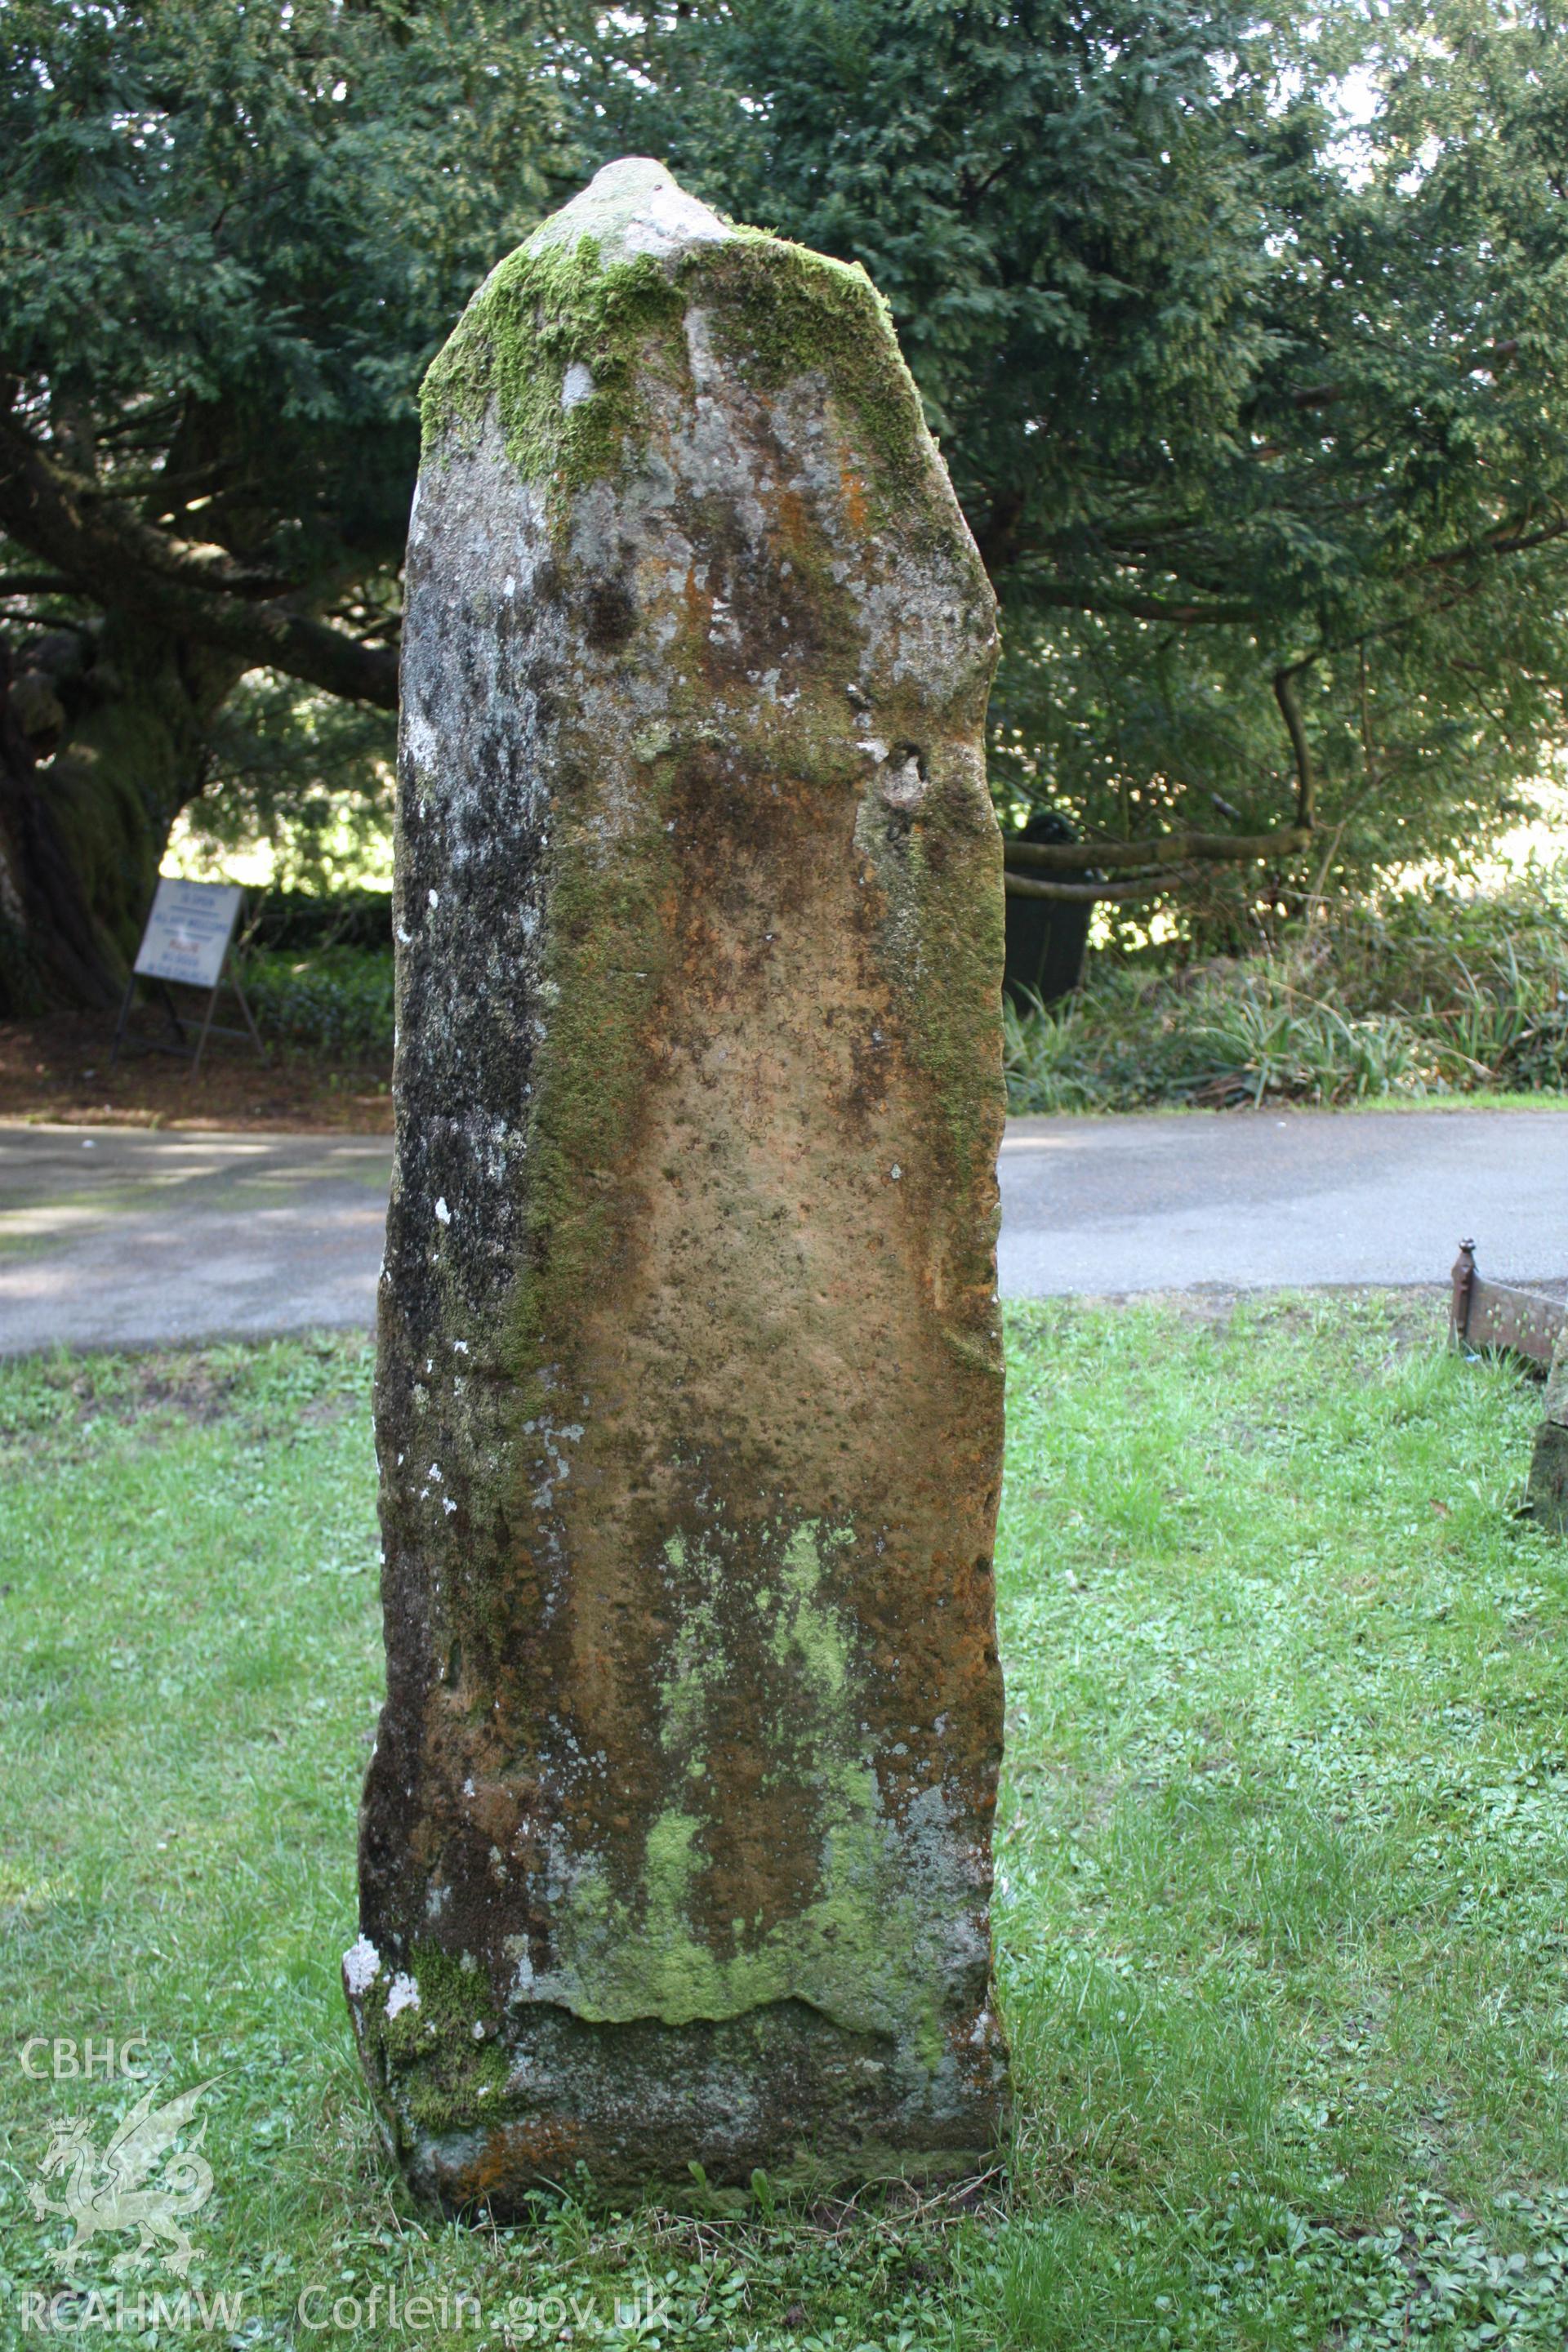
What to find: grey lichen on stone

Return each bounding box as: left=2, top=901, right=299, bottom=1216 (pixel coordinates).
left=352, top=158, right=1008, bottom=2204
left=526, top=155, right=733, bottom=267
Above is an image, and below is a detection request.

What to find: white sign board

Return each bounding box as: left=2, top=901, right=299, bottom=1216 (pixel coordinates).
left=133, top=878, right=242, bottom=991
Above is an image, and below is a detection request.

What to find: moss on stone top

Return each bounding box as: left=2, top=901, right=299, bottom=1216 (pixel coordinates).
left=698, top=229, right=934, bottom=502
left=419, top=232, right=687, bottom=494
left=419, top=166, right=940, bottom=522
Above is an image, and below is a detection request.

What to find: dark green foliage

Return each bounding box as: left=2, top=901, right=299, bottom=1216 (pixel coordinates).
left=574, top=0, right=1568, bottom=921
left=0, top=0, right=572, bottom=1002
left=0, top=0, right=569, bottom=577
left=241, top=944, right=394, bottom=1061
left=6, top=0, right=1566, bottom=993
left=576, top=0, right=1274, bottom=495
left=1005, top=866, right=1568, bottom=1108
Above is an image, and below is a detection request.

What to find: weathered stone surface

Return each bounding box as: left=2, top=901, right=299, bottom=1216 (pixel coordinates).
left=346, top=157, right=1008, bottom=2201
left=1526, top=1323, right=1568, bottom=1533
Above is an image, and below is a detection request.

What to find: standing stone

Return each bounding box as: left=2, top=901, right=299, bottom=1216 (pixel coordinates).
left=1527, top=1321, right=1568, bottom=1532
left=345, top=157, right=1008, bottom=2201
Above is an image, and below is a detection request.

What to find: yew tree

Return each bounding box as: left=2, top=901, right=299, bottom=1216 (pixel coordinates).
left=0, top=0, right=568, bottom=1009
left=574, top=0, right=1568, bottom=928
left=7, top=0, right=1566, bottom=1010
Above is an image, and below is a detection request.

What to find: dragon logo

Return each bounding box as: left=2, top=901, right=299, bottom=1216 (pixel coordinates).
left=27, top=2078, right=215, bottom=2278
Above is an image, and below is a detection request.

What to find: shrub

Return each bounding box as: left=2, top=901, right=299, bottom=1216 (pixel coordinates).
left=240, top=945, right=394, bottom=1060
left=1005, top=868, right=1568, bottom=1111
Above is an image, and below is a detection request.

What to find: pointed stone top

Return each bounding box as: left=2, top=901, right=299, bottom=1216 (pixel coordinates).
left=528, top=157, right=734, bottom=271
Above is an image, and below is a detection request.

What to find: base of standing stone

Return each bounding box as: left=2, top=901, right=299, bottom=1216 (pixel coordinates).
left=345, top=1984, right=1005, bottom=2205
left=1527, top=1417, right=1568, bottom=1534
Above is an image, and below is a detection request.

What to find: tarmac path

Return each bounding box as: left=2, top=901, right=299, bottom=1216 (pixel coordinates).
left=996, top=1106, right=1565, bottom=1298
left=0, top=1125, right=390, bottom=1355
left=0, top=1107, right=1562, bottom=1352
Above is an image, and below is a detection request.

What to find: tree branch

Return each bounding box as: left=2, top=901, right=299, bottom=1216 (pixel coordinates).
left=1014, top=572, right=1259, bottom=626
left=1004, top=866, right=1205, bottom=903
left=1272, top=662, right=1317, bottom=829
left=1419, top=510, right=1568, bottom=576
left=0, top=414, right=399, bottom=709
left=1004, top=825, right=1312, bottom=873
left=1265, top=341, right=1518, bottom=422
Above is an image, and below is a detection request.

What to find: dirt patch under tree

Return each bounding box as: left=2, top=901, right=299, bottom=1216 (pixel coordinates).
left=0, top=1010, right=393, bottom=1134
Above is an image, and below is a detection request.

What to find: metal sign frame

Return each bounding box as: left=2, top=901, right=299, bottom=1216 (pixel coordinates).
left=109, top=878, right=269, bottom=1078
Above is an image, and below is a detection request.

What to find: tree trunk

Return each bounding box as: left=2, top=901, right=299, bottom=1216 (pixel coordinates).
left=0, top=616, right=242, bottom=1014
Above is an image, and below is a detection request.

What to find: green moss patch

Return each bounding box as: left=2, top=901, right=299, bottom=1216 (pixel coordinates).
left=420, top=219, right=938, bottom=527
left=420, top=234, right=687, bottom=493
left=698, top=230, right=935, bottom=505
left=369, top=1944, right=513, bottom=2137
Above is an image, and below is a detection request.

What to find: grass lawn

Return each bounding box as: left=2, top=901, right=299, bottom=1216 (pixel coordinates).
left=2, top=1301, right=1566, bottom=2349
